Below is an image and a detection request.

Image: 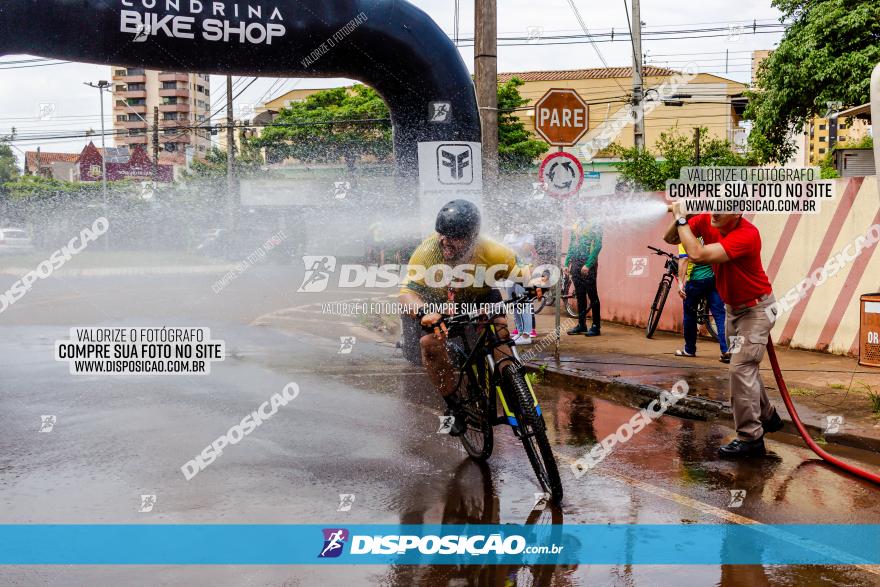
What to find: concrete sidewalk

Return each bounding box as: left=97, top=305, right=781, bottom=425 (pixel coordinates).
left=526, top=313, right=880, bottom=452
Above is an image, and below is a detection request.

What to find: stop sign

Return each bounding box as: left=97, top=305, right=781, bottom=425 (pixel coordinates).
left=534, top=89, right=589, bottom=146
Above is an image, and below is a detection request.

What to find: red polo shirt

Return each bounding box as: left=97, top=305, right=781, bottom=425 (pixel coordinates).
left=688, top=214, right=772, bottom=307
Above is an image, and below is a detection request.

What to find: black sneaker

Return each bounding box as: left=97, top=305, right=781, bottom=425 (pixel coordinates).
left=567, top=325, right=589, bottom=335
left=584, top=325, right=601, bottom=337
left=762, top=410, right=784, bottom=434
left=720, top=352, right=731, bottom=364
left=443, top=408, right=467, bottom=437
left=718, top=437, right=766, bottom=458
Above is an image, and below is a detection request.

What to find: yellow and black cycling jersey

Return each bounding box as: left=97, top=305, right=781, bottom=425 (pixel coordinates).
left=400, top=235, right=523, bottom=304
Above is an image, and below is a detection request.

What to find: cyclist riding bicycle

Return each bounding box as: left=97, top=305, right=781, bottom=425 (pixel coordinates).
left=400, top=200, right=526, bottom=436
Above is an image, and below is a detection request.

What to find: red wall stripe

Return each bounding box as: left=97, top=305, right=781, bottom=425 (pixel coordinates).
left=765, top=214, right=804, bottom=283
left=815, top=207, right=880, bottom=350
left=778, top=178, right=864, bottom=345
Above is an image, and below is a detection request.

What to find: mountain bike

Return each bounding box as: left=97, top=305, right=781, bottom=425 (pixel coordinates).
left=535, top=266, right=587, bottom=320
left=424, top=287, right=563, bottom=503
left=646, top=246, right=718, bottom=341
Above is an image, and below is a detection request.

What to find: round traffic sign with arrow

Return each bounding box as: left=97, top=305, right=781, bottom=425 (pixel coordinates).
left=538, top=152, right=584, bottom=199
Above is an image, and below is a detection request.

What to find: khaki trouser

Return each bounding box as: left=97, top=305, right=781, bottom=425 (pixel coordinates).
left=725, top=294, right=777, bottom=441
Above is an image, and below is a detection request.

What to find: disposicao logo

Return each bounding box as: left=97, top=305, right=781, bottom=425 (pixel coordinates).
left=318, top=528, right=349, bottom=558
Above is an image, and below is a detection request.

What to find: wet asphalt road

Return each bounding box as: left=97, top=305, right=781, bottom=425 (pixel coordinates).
left=1, top=263, right=880, bottom=586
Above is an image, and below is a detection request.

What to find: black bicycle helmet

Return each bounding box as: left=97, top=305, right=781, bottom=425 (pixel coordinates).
left=435, top=199, right=481, bottom=239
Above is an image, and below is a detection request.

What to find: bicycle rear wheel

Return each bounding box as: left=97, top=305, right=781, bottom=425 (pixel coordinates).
left=503, top=365, right=563, bottom=503
left=646, top=278, right=672, bottom=339
left=449, top=344, right=494, bottom=461
left=563, top=276, right=580, bottom=319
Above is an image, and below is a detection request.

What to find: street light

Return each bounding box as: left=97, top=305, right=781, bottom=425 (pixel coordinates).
left=84, top=80, right=111, bottom=249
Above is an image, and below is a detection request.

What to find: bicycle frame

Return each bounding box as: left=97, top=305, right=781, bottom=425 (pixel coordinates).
left=449, top=322, right=542, bottom=430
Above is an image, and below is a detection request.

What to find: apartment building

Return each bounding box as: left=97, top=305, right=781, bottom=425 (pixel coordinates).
left=111, top=68, right=212, bottom=166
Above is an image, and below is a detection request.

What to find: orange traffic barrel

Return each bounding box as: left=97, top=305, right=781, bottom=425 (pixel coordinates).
left=860, top=293, right=880, bottom=367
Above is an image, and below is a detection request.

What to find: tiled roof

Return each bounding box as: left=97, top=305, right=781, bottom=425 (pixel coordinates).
left=25, top=151, right=80, bottom=171
left=498, top=66, right=679, bottom=83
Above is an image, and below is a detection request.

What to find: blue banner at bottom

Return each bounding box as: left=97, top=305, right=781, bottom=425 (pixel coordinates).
left=0, top=524, right=877, bottom=565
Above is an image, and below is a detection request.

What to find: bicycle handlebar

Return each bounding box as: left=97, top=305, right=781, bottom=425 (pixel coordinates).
left=647, top=245, right=675, bottom=259
left=419, top=287, right=544, bottom=335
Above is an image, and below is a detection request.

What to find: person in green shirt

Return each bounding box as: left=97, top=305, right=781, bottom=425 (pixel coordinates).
left=565, top=220, right=603, bottom=336
left=676, top=239, right=730, bottom=361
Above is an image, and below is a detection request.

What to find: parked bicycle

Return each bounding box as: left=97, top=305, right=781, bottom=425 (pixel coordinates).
left=425, top=287, right=563, bottom=503
left=646, top=246, right=718, bottom=341
left=533, top=262, right=590, bottom=321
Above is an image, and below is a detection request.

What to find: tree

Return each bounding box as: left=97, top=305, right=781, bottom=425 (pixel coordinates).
left=497, top=77, right=549, bottom=171
left=185, top=140, right=264, bottom=179
left=611, top=127, right=754, bottom=190
left=255, top=85, right=392, bottom=169
left=745, top=0, right=880, bottom=163
left=0, top=130, right=20, bottom=192
left=253, top=80, right=549, bottom=172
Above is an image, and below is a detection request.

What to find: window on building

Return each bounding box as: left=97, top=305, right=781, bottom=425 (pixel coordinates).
left=165, top=143, right=179, bottom=153
left=115, top=69, right=127, bottom=76
left=819, top=124, right=826, bottom=130
left=116, top=115, right=127, bottom=122
left=819, top=136, right=826, bottom=142
left=127, top=98, right=146, bottom=106
left=819, top=148, right=826, bottom=154
left=127, top=114, right=141, bottom=122
left=163, top=112, right=179, bottom=121
left=161, top=81, right=178, bottom=90
left=128, top=128, right=146, bottom=136
left=164, top=129, right=177, bottom=136
left=162, top=97, right=179, bottom=105
left=126, top=68, right=146, bottom=76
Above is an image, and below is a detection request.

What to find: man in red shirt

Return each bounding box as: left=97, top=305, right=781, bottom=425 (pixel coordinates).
left=664, top=207, right=783, bottom=457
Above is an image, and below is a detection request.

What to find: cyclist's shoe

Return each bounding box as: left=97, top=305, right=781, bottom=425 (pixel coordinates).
left=515, top=334, right=532, bottom=345
left=442, top=408, right=468, bottom=436
left=567, top=325, right=589, bottom=335
left=720, top=352, right=732, bottom=363
left=442, top=396, right=468, bottom=436
left=584, top=325, right=601, bottom=337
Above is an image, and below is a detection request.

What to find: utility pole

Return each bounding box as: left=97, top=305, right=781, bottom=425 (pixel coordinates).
left=84, top=80, right=111, bottom=250
left=694, top=127, right=701, bottom=165
left=152, top=106, right=159, bottom=180
left=225, top=75, right=235, bottom=230
left=631, top=0, right=645, bottom=150
left=474, top=0, right=498, bottom=192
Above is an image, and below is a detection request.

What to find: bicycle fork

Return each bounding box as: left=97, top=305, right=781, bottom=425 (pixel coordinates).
left=483, top=345, right=543, bottom=432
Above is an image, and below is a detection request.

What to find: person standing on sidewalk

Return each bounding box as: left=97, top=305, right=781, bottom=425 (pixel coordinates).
left=664, top=206, right=783, bottom=457
left=675, top=238, right=730, bottom=362
left=565, top=219, right=603, bottom=337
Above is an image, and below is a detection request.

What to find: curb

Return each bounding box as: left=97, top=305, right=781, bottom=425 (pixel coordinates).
left=526, top=361, right=880, bottom=454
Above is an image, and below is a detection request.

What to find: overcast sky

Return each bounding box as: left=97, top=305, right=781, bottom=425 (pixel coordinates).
left=0, top=0, right=784, bottom=167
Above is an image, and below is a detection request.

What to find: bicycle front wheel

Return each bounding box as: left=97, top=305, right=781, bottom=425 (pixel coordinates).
left=646, top=277, right=672, bottom=339
left=699, top=300, right=719, bottom=341
left=563, top=277, right=580, bottom=319
left=503, top=365, right=563, bottom=503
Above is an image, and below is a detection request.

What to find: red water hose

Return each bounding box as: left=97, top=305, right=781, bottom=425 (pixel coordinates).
left=766, top=338, right=880, bottom=486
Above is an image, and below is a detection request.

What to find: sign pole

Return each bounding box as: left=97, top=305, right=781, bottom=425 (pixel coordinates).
left=555, top=145, right=563, bottom=359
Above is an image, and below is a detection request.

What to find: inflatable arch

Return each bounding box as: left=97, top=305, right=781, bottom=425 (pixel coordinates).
left=0, top=0, right=482, bottom=176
